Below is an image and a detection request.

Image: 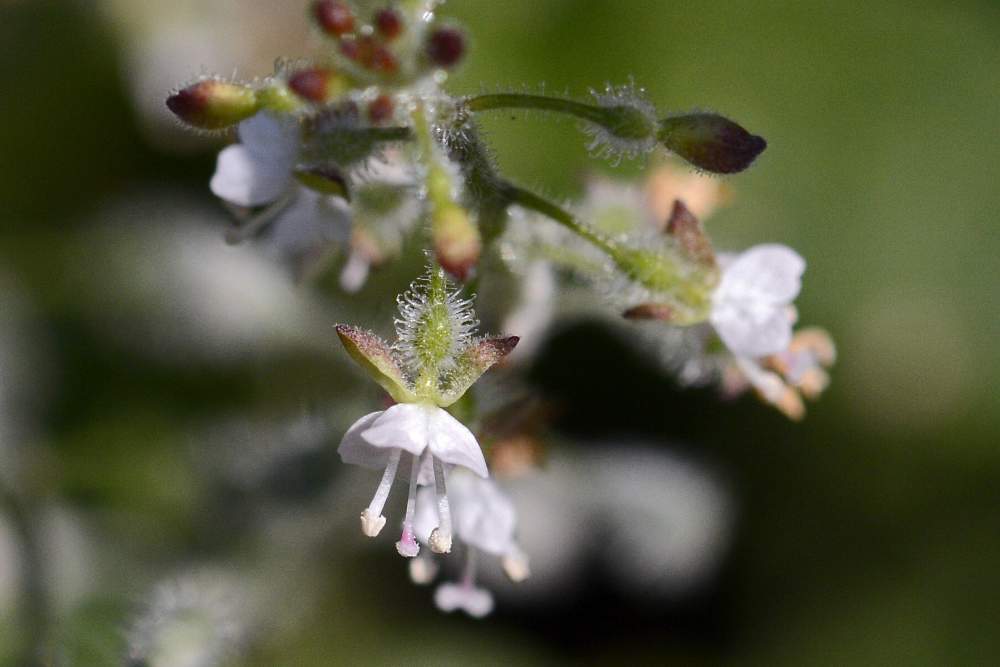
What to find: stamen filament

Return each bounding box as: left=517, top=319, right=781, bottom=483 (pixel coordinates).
left=461, top=545, right=479, bottom=588
left=223, top=192, right=292, bottom=244
left=395, top=451, right=422, bottom=557
left=429, top=456, right=453, bottom=553
left=360, top=448, right=402, bottom=537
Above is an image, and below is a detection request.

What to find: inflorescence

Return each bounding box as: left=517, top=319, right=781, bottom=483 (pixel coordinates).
left=165, top=0, right=833, bottom=619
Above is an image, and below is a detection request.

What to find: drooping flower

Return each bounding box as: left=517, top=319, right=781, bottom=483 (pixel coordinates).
left=409, top=469, right=529, bottom=618
left=336, top=266, right=519, bottom=556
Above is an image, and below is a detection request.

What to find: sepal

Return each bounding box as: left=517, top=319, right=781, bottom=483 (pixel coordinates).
left=438, top=336, right=519, bottom=406
left=335, top=324, right=415, bottom=403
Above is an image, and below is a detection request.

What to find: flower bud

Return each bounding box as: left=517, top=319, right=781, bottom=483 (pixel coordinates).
left=313, top=0, right=355, bottom=36
left=623, top=303, right=674, bottom=321
left=367, top=94, right=395, bottom=124
left=665, top=199, right=715, bottom=267
left=375, top=8, right=404, bottom=40
left=166, top=80, right=259, bottom=130
left=433, top=204, right=481, bottom=281
left=340, top=36, right=399, bottom=74
left=658, top=113, right=766, bottom=174
left=426, top=27, right=466, bottom=68
left=288, top=67, right=348, bottom=103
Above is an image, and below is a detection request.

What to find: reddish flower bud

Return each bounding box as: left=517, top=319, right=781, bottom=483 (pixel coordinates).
left=367, top=94, right=395, bottom=123
left=374, top=8, right=403, bottom=40
left=340, top=36, right=396, bottom=73
left=433, top=204, right=481, bottom=281
left=658, top=113, right=766, bottom=174
left=371, top=45, right=399, bottom=74
left=665, top=199, right=715, bottom=267
left=623, top=303, right=674, bottom=321
left=426, top=27, right=465, bottom=68
left=313, top=0, right=355, bottom=36
left=288, top=68, right=347, bottom=103
left=166, top=80, right=259, bottom=130
left=339, top=36, right=361, bottom=61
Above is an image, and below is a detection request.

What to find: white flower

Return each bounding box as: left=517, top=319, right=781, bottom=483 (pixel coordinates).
left=409, top=470, right=530, bottom=618
left=710, top=243, right=805, bottom=359
left=210, top=112, right=300, bottom=208
left=338, top=403, right=488, bottom=557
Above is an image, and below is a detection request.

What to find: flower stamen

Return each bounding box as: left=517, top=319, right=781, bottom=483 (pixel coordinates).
left=395, top=451, right=422, bottom=557
left=428, top=455, right=453, bottom=553
left=360, top=448, right=401, bottom=537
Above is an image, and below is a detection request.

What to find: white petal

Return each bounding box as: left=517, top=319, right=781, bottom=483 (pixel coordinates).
left=449, top=471, right=517, bottom=555
left=238, top=112, right=300, bottom=164
left=339, top=250, right=371, bottom=293
left=209, top=144, right=289, bottom=207
left=715, top=244, right=805, bottom=307
left=209, top=114, right=299, bottom=207
left=711, top=301, right=795, bottom=358
left=434, top=582, right=494, bottom=618
left=360, top=403, right=431, bottom=458
left=267, top=189, right=351, bottom=257
left=337, top=411, right=387, bottom=470
left=426, top=408, right=488, bottom=478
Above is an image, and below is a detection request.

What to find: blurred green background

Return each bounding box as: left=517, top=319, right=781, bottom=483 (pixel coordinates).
left=1, top=0, right=998, bottom=664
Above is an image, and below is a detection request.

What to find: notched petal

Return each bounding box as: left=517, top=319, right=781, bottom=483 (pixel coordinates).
left=437, top=336, right=519, bottom=406
left=335, top=324, right=414, bottom=402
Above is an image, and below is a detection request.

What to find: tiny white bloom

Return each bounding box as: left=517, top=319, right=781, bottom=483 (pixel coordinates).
left=210, top=113, right=300, bottom=208
left=710, top=243, right=805, bottom=359
left=410, top=469, right=529, bottom=618
left=338, top=403, right=488, bottom=557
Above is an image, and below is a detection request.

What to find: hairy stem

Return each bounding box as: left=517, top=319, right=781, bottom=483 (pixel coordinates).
left=504, top=185, right=619, bottom=256
left=466, top=93, right=609, bottom=126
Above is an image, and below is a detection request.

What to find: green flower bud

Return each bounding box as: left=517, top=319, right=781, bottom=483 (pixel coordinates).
left=166, top=80, right=259, bottom=130
left=433, top=204, right=481, bottom=281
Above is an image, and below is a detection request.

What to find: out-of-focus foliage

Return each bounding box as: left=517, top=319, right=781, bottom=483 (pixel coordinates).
left=0, top=0, right=997, bottom=664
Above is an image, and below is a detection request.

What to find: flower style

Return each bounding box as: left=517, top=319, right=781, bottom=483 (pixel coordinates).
left=409, top=469, right=530, bottom=618
left=336, top=266, right=518, bottom=556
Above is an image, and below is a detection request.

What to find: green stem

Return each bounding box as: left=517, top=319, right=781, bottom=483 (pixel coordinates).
left=504, top=185, right=619, bottom=257
left=466, top=93, right=609, bottom=126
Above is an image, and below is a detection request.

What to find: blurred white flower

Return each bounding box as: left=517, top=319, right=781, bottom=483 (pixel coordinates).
left=78, top=197, right=337, bottom=362
left=588, top=446, right=732, bottom=597
left=127, top=569, right=252, bottom=667
left=411, top=470, right=529, bottom=618
left=500, top=260, right=557, bottom=364
left=338, top=404, right=488, bottom=555
left=483, top=445, right=731, bottom=604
